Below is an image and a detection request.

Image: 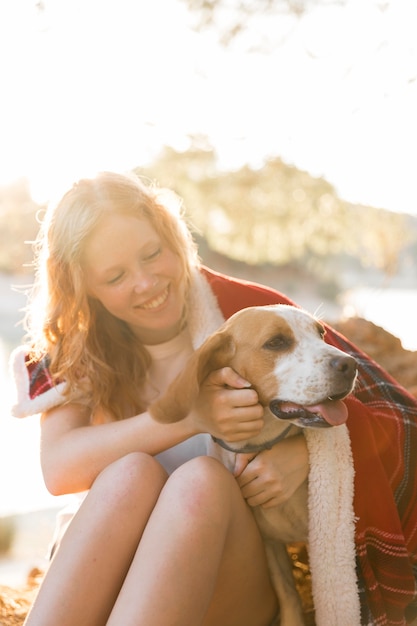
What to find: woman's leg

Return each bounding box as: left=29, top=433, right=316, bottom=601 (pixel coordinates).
left=24, top=452, right=168, bottom=626
left=107, top=456, right=278, bottom=626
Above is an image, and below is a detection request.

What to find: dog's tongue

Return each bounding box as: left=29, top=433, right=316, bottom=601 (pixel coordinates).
left=307, top=399, right=348, bottom=426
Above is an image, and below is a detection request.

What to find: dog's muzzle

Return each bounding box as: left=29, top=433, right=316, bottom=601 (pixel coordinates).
left=269, top=401, right=333, bottom=428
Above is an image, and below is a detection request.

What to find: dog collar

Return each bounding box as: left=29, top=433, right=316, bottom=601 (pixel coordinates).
left=211, top=424, right=294, bottom=454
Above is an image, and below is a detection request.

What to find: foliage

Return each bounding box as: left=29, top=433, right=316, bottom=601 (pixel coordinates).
left=0, top=180, right=41, bottom=274
left=182, top=0, right=347, bottom=46
left=0, top=145, right=411, bottom=283
left=136, top=142, right=409, bottom=276
left=0, top=518, right=16, bottom=555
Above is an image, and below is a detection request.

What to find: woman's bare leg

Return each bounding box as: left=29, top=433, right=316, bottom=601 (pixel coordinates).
left=107, top=456, right=278, bottom=626
left=24, top=452, right=168, bottom=626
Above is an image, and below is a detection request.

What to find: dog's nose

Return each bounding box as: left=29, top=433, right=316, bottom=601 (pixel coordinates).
left=331, top=355, right=357, bottom=378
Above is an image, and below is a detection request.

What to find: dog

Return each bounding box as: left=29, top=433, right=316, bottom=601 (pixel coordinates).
left=150, top=304, right=358, bottom=626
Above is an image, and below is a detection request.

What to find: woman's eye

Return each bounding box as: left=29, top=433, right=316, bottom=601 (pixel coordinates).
left=107, top=273, right=124, bottom=285
left=144, top=247, right=161, bottom=262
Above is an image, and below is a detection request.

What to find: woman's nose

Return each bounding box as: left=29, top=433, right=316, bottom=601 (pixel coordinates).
left=132, top=268, right=157, bottom=293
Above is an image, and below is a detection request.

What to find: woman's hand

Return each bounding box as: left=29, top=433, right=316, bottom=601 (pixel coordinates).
left=190, top=367, right=265, bottom=441
left=234, top=434, right=309, bottom=508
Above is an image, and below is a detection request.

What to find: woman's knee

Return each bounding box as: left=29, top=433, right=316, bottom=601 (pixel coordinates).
left=93, top=452, right=168, bottom=505
left=171, top=455, right=234, bottom=491
left=168, top=456, right=240, bottom=520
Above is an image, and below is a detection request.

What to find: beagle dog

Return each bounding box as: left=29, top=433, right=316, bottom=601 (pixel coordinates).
left=150, top=304, right=358, bottom=626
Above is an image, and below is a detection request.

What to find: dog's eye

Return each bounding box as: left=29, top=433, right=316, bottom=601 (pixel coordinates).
left=263, top=334, right=293, bottom=351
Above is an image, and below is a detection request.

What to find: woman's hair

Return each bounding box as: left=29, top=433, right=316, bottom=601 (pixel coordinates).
left=26, top=171, right=200, bottom=420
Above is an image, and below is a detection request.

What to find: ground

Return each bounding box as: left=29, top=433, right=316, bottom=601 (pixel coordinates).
left=0, top=569, right=41, bottom=626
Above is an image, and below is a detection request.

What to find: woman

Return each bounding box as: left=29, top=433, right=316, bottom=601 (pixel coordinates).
left=11, top=171, right=417, bottom=625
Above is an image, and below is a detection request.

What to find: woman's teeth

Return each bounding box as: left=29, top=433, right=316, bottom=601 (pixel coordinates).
left=140, top=287, right=169, bottom=310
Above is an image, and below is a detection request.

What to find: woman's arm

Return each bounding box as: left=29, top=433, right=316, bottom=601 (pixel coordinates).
left=40, top=367, right=265, bottom=496
left=40, top=403, right=199, bottom=495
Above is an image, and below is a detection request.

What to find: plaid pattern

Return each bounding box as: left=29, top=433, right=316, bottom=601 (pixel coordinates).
left=25, top=352, right=56, bottom=399
left=203, top=267, right=417, bottom=626
left=327, top=331, right=417, bottom=626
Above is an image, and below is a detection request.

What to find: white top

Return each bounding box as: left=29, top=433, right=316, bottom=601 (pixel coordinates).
left=143, top=328, right=209, bottom=474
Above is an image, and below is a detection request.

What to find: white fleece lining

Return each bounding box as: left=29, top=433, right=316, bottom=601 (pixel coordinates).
left=306, top=427, right=360, bottom=625
left=9, top=268, right=361, bottom=624
left=187, top=267, right=226, bottom=349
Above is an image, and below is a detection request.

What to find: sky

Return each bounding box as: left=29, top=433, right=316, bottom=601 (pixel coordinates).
left=0, top=0, right=416, bottom=213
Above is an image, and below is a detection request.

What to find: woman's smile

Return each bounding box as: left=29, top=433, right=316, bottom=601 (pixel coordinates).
left=137, top=286, right=170, bottom=310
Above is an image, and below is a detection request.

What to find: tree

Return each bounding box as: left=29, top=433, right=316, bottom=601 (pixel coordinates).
left=0, top=179, right=41, bottom=274
left=136, top=142, right=410, bottom=277
left=182, top=0, right=348, bottom=46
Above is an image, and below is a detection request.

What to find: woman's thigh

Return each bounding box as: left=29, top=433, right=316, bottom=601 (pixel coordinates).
left=26, top=453, right=169, bottom=626
left=51, top=451, right=168, bottom=553
left=171, top=456, right=279, bottom=626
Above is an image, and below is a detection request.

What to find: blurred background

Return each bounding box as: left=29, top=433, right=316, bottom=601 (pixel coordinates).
left=1, top=0, right=417, bottom=589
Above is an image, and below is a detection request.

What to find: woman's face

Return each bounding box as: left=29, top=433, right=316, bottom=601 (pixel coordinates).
left=82, top=213, right=187, bottom=345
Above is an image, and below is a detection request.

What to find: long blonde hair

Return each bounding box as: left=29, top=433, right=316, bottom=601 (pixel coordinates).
left=26, top=171, right=200, bottom=420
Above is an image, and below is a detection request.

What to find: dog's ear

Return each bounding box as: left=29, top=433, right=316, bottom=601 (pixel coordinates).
left=150, top=330, right=235, bottom=423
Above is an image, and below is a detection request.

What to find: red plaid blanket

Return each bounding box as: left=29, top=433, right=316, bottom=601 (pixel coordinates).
left=25, top=353, right=56, bottom=400
left=204, top=267, right=417, bottom=626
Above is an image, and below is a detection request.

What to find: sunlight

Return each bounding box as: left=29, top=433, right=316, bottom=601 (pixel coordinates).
left=0, top=0, right=416, bottom=212
left=0, top=0, right=199, bottom=202
left=341, top=288, right=417, bottom=352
